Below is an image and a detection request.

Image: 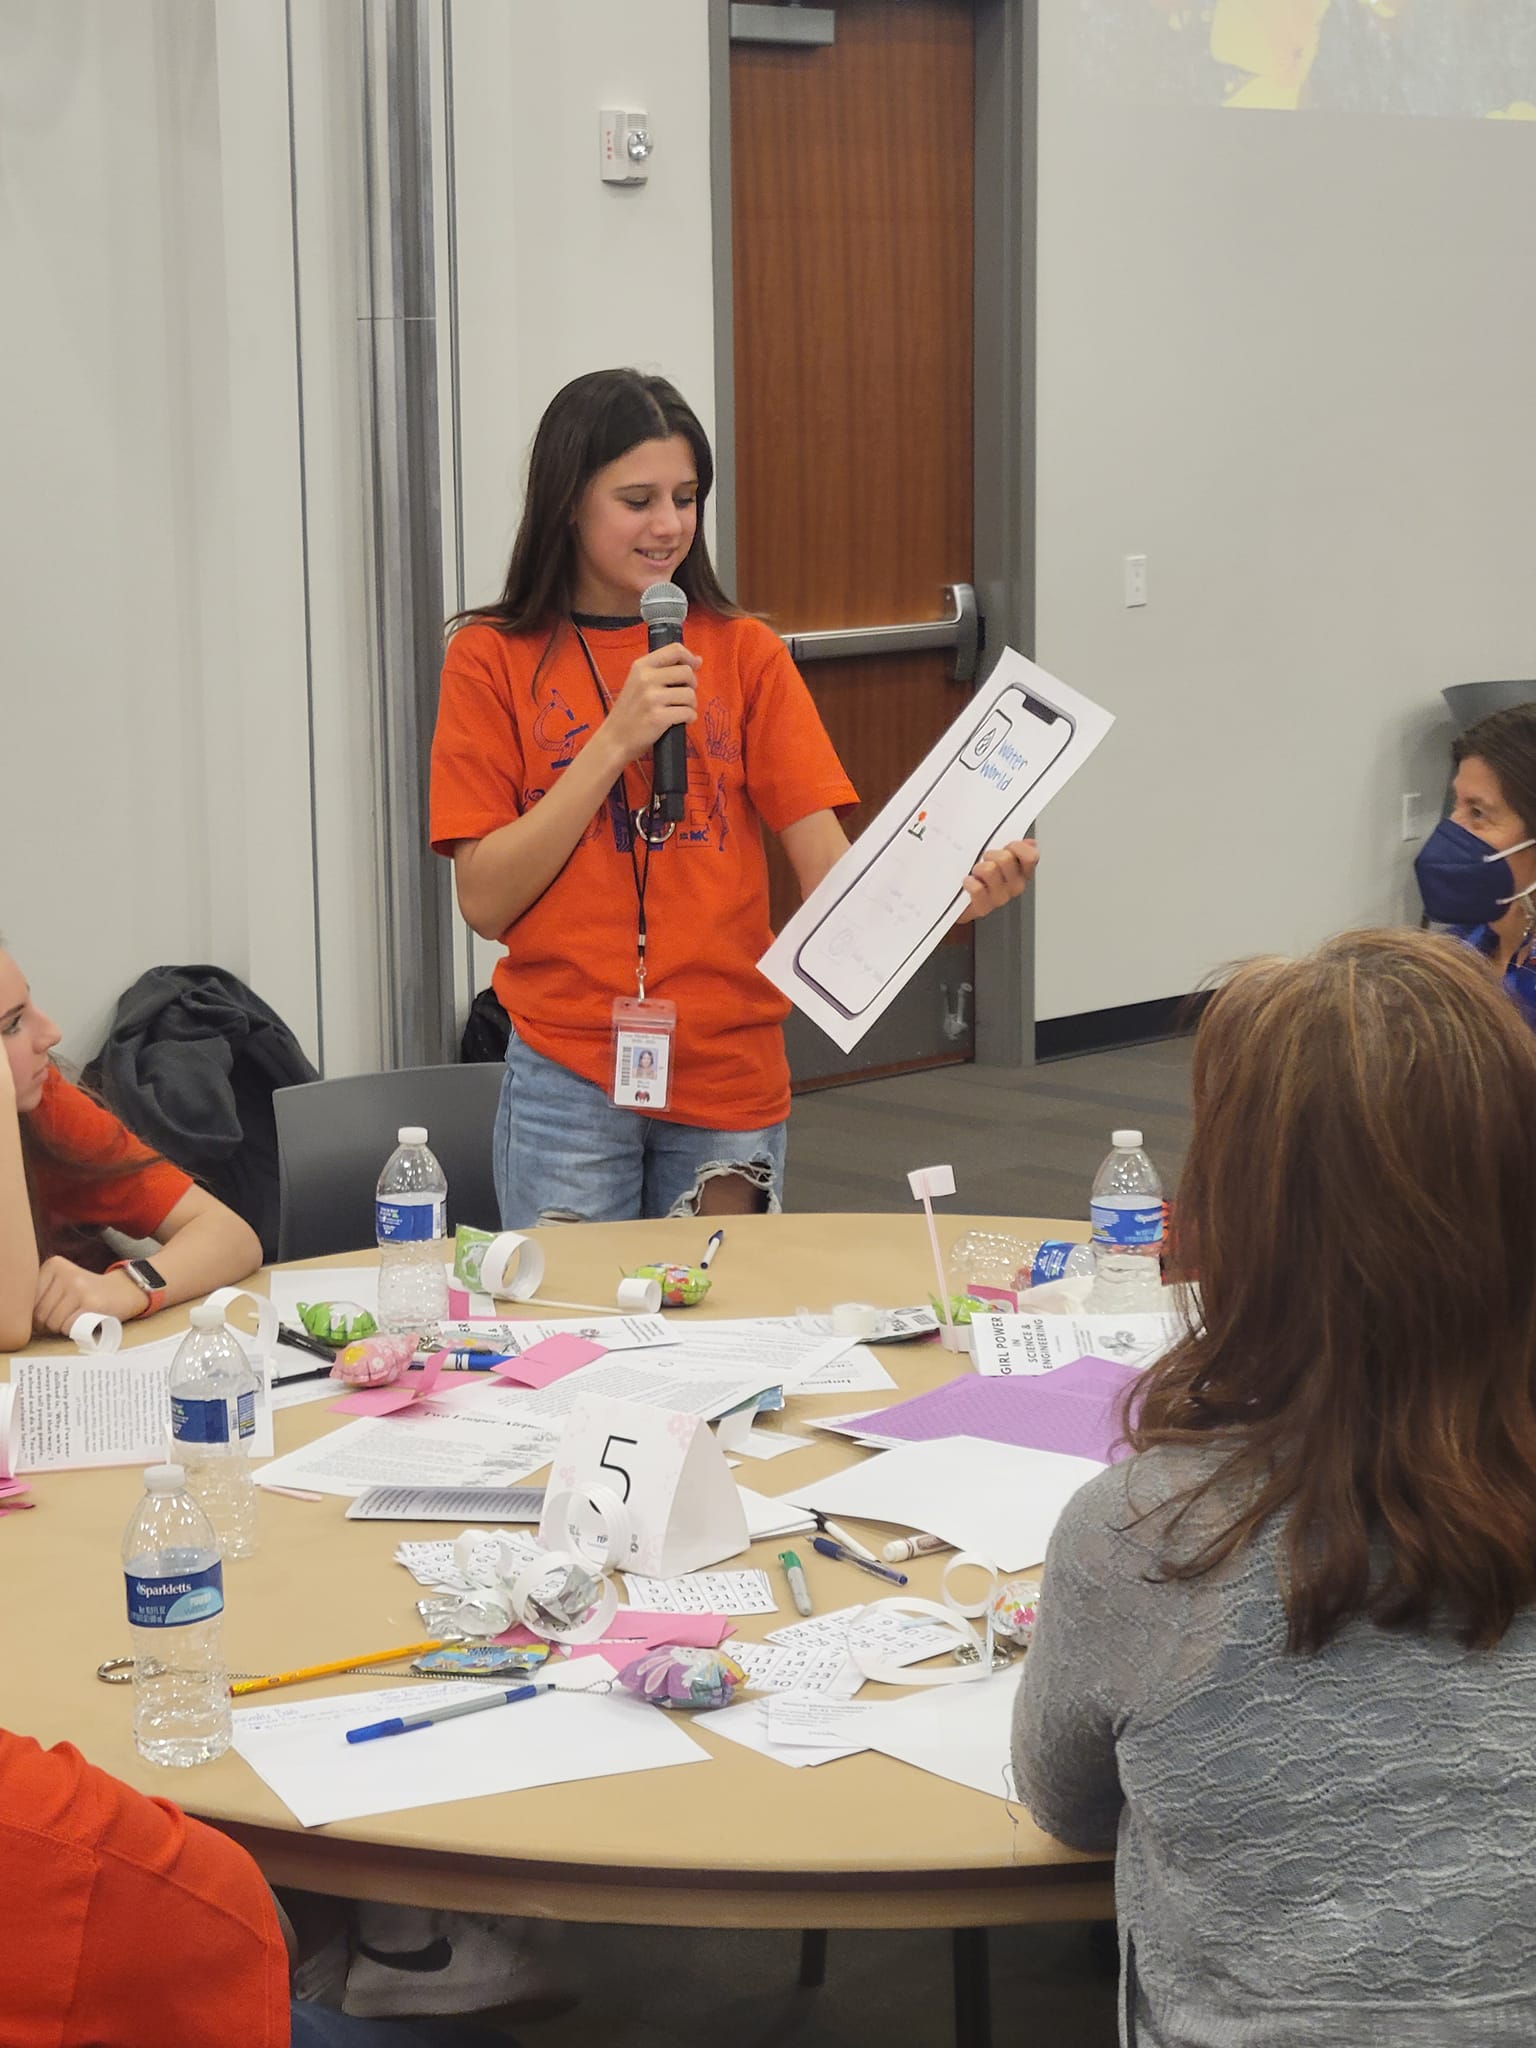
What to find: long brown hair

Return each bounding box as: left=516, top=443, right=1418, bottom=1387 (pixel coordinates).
left=448, top=368, right=740, bottom=638
left=1132, top=928, right=1536, bottom=1652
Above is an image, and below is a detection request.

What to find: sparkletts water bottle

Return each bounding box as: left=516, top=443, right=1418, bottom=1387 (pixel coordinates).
left=947, top=1230, right=1095, bottom=1312
left=376, top=1125, right=449, bottom=1335
left=168, top=1303, right=257, bottom=1559
left=122, top=1463, right=230, bottom=1766
left=1089, top=1129, right=1165, bottom=1312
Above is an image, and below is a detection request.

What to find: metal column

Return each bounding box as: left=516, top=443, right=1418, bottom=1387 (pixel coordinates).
left=360, top=0, right=456, bottom=1068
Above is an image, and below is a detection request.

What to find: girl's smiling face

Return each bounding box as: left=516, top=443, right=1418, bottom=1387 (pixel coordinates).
left=0, top=951, right=61, bottom=1111
left=570, top=435, right=698, bottom=615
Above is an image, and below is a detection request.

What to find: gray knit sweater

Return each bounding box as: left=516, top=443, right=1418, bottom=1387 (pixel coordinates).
left=1011, top=1446, right=1536, bottom=2047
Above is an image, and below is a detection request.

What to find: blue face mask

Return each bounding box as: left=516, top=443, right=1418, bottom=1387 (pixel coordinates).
left=1415, top=817, right=1536, bottom=927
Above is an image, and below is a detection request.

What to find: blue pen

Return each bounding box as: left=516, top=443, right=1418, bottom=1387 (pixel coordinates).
left=345, top=1682, right=550, bottom=1744
left=442, top=1348, right=515, bottom=1371
left=811, top=1535, right=908, bottom=1586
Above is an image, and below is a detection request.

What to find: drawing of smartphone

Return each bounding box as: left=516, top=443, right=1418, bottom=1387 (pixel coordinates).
left=793, top=687, right=1073, bottom=1019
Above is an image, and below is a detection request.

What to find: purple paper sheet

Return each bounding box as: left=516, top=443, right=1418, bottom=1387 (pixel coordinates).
left=850, top=1356, right=1142, bottom=1465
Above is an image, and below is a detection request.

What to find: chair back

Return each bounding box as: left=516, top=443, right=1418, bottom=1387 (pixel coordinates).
left=274, top=1063, right=504, bottom=1262
left=1442, top=680, right=1536, bottom=735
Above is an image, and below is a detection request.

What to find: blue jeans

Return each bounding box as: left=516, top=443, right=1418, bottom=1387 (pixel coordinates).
left=290, top=2003, right=507, bottom=2047
left=493, top=1027, right=787, bottom=1227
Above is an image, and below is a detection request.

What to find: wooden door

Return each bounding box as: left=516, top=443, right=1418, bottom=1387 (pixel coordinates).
left=731, top=0, right=977, bottom=1087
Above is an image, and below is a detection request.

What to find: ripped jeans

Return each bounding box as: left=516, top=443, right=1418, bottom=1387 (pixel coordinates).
left=493, top=1025, right=787, bottom=1227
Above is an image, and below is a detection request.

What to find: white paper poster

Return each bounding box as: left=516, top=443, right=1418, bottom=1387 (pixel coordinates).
left=760, top=650, right=1113, bottom=1050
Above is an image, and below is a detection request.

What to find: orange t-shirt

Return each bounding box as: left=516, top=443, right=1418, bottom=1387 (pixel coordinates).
left=430, top=611, right=857, bottom=1130
left=0, top=1728, right=290, bottom=2047
left=27, top=1069, right=192, bottom=1256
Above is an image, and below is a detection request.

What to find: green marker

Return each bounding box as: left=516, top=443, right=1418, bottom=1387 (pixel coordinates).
left=779, top=1549, right=813, bottom=1618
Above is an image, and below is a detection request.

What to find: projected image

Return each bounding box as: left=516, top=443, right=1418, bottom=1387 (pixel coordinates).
left=1080, top=1, right=1536, bottom=115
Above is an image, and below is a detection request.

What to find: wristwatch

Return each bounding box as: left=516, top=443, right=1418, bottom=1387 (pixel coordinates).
left=107, top=1257, right=169, bottom=1316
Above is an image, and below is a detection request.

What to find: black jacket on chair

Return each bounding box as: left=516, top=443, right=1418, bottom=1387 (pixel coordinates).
left=88, top=965, right=318, bottom=1262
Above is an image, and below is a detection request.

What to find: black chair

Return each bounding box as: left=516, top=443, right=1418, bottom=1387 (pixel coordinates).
left=1442, top=680, right=1536, bottom=734
left=273, top=1064, right=505, bottom=1261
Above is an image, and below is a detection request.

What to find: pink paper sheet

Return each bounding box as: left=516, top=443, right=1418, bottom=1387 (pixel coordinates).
left=330, top=1350, right=447, bottom=1417
left=491, top=1335, right=606, bottom=1388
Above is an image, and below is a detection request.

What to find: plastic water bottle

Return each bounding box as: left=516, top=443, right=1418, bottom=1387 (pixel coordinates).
left=122, top=1463, right=231, bottom=1767
left=1089, top=1129, right=1165, bottom=1311
left=168, top=1303, right=258, bottom=1560
left=947, top=1230, right=1095, bottom=1312
left=376, top=1124, right=449, bottom=1335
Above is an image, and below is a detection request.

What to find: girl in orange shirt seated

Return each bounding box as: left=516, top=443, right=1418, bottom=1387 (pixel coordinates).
left=0, top=942, right=261, bottom=1349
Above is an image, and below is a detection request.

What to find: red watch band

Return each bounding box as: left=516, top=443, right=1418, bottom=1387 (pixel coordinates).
left=107, top=1261, right=167, bottom=1315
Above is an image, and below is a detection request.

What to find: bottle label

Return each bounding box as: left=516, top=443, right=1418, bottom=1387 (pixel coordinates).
left=172, top=1395, right=231, bottom=1446
left=1030, top=1241, right=1081, bottom=1284
left=1090, top=1200, right=1164, bottom=1248
left=125, top=1560, right=225, bottom=1629
left=235, top=1389, right=255, bottom=1443
left=376, top=1193, right=446, bottom=1244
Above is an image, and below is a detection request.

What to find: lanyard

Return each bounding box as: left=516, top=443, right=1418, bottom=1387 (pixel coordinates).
left=571, top=623, right=668, bottom=997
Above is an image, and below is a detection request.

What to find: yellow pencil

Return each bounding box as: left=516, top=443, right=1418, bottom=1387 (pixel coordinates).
left=230, top=1640, right=451, bottom=1697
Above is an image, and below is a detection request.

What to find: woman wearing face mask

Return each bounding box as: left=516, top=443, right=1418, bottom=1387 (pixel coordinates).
left=1414, top=704, right=1536, bottom=1026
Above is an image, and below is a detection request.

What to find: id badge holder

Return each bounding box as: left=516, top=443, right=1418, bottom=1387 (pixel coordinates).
left=612, top=996, right=676, bottom=1110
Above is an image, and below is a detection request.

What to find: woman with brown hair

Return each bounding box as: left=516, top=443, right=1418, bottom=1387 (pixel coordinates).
left=1416, top=701, right=1536, bottom=1024
left=1013, top=929, right=1536, bottom=2046
left=0, top=943, right=260, bottom=1349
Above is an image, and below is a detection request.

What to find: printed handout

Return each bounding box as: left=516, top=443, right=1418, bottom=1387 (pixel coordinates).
left=760, top=650, right=1113, bottom=1051
left=12, top=1343, right=275, bottom=1472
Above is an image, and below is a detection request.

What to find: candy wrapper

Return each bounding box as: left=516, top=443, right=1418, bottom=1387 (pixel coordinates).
left=298, top=1299, right=377, bottom=1347
left=619, top=1645, right=745, bottom=1711
left=628, top=1261, right=711, bottom=1309
left=333, top=1332, right=420, bottom=1387
left=453, top=1223, right=497, bottom=1290
left=990, top=1580, right=1040, bottom=1649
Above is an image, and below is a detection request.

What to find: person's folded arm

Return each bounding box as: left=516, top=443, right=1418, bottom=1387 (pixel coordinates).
left=0, top=1058, right=39, bottom=1349
left=32, top=1186, right=262, bottom=1336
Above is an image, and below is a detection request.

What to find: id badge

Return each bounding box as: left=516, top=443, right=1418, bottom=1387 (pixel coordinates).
left=612, top=997, right=676, bottom=1110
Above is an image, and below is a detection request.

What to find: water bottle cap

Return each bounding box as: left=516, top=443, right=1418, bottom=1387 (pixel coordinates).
left=189, top=1302, right=224, bottom=1329
left=1111, top=1129, right=1143, bottom=1149
left=398, top=1126, right=428, bottom=1145
left=144, top=1463, right=186, bottom=1492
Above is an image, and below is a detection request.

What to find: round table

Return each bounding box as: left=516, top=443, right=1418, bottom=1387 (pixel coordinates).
left=1, top=1213, right=1113, bottom=1934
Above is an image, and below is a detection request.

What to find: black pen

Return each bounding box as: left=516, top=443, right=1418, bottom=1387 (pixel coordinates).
left=278, top=1322, right=338, bottom=1363
left=270, top=1362, right=336, bottom=1387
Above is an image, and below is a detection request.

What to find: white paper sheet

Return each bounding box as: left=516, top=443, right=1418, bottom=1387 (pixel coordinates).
left=969, top=1308, right=1183, bottom=1377
left=620, top=1569, right=777, bottom=1615
left=737, top=1485, right=816, bottom=1541
left=729, top=1639, right=863, bottom=1697
left=394, top=1531, right=543, bottom=1589
left=706, top=1696, right=869, bottom=1768
left=760, top=651, right=1113, bottom=1050
left=792, top=1346, right=896, bottom=1396
left=12, top=1343, right=275, bottom=1472
left=230, top=1663, right=709, bottom=1827
left=766, top=1695, right=879, bottom=1749
left=266, top=1267, right=381, bottom=1327
left=788, top=1437, right=1105, bottom=1572
left=435, top=1314, right=673, bottom=1353
left=254, top=1409, right=558, bottom=1499
left=856, top=1663, right=1024, bottom=1803
left=728, top=1428, right=816, bottom=1461
left=346, top=1485, right=547, bottom=1523
left=432, top=1355, right=785, bottom=1430
left=765, top=1603, right=961, bottom=1668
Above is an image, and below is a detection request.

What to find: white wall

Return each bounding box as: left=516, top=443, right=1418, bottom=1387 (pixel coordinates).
left=441, top=0, right=718, bottom=1005
left=1032, top=19, right=1536, bottom=1019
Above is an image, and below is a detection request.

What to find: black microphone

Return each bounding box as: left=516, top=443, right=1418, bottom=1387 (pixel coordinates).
left=640, top=580, right=688, bottom=823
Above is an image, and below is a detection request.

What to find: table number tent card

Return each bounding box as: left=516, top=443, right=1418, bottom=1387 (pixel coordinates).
left=542, top=1394, right=750, bottom=1577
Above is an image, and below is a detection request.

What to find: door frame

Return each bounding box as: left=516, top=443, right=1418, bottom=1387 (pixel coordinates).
left=708, top=0, right=1039, bottom=1073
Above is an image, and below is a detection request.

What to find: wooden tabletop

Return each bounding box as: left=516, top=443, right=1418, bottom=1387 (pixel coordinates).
left=1, top=1212, right=1114, bottom=1928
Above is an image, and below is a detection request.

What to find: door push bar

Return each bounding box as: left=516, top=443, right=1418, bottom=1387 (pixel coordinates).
left=785, top=583, right=979, bottom=686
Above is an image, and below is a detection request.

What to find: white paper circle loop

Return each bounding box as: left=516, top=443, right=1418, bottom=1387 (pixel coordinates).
left=68, top=1311, right=122, bottom=1355
left=206, top=1286, right=279, bottom=1357
left=540, top=1485, right=633, bottom=1573
left=616, top=1275, right=662, bottom=1313
left=479, top=1232, right=546, bottom=1301
left=830, top=1301, right=881, bottom=1339
left=508, top=1553, right=619, bottom=1644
